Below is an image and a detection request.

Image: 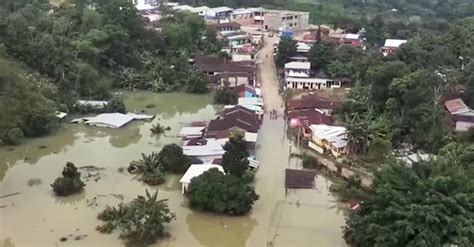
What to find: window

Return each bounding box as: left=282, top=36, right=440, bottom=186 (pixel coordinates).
left=294, top=15, right=298, bottom=19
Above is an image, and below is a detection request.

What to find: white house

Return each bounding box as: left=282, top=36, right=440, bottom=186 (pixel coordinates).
left=284, top=62, right=311, bottom=78
left=190, top=6, right=210, bottom=16
left=205, top=6, right=234, bottom=20
left=381, top=39, right=407, bottom=56
left=179, top=164, right=224, bottom=194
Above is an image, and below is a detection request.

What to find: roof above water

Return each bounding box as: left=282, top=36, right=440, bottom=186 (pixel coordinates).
left=179, top=164, right=224, bottom=184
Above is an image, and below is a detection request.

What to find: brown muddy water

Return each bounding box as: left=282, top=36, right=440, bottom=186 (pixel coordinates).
left=0, top=91, right=347, bottom=247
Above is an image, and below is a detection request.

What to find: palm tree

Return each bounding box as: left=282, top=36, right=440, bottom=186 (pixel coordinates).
left=128, top=153, right=165, bottom=185
left=345, top=113, right=380, bottom=155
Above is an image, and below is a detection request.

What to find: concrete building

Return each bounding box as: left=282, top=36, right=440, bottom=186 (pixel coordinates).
left=206, top=6, right=234, bottom=20
left=230, top=8, right=309, bottom=31
left=263, top=10, right=309, bottom=31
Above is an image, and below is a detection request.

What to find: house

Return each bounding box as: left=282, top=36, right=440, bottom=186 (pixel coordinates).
left=444, top=98, right=474, bottom=131
left=70, top=113, right=155, bottom=128
left=287, top=94, right=342, bottom=116
left=296, top=42, right=312, bottom=54
left=225, top=33, right=252, bottom=47
left=286, top=70, right=348, bottom=90
left=289, top=56, right=309, bottom=62
left=398, top=152, right=434, bottom=167
left=205, top=6, right=234, bottom=20
left=233, top=84, right=261, bottom=98
left=138, top=8, right=161, bottom=22
left=285, top=62, right=311, bottom=78
left=288, top=109, right=333, bottom=138
left=309, top=124, right=347, bottom=158
left=229, top=8, right=309, bottom=31
left=328, top=33, right=365, bottom=48
left=172, top=4, right=194, bottom=12
left=212, top=22, right=241, bottom=32
left=207, top=105, right=261, bottom=138
left=182, top=138, right=228, bottom=163
left=177, top=126, right=205, bottom=139
left=263, top=10, right=310, bottom=31
left=194, top=55, right=256, bottom=87
left=230, top=8, right=261, bottom=26
left=179, top=164, right=224, bottom=193
left=190, top=6, right=210, bottom=16
left=381, top=39, right=407, bottom=56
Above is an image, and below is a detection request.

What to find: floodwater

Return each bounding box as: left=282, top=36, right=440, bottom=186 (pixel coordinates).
left=0, top=91, right=346, bottom=247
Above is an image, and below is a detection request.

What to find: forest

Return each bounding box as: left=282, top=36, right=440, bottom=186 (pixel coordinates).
left=0, top=0, right=221, bottom=143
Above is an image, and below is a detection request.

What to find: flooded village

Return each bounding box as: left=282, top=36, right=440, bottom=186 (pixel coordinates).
left=2, top=0, right=470, bottom=246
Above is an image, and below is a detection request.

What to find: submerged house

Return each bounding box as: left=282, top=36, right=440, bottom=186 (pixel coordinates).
left=206, top=107, right=260, bottom=137
left=179, top=164, right=224, bottom=194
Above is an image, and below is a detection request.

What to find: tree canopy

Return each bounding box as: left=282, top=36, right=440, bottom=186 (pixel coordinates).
left=187, top=168, right=259, bottom=216
left=344, top=143, right=474, bottom=246
left=222, top=134, right=250, bottom=177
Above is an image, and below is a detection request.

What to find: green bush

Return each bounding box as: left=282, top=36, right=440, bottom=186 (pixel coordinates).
left=51, top=162, right=85, bottom=196
left=187, top=169, right=259, bottom=216
left=158, top=144, right=191, bottom=174
left=2, top=128, right=24, bottom=145
left=106, top=97, right=126, bottom=113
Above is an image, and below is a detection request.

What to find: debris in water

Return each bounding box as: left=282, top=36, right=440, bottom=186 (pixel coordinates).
left=0, top=205, right=7, bottom=209
left=0, top=192, right=20, bottom=199
left=59, top=237, right=67, bottom=242
left=219, top=221, right=227, bottom=228
left=79, top=166, right=105, bottom=171
left=27, top=178, right=42, bottom=186
left=110, top=194, right=124, bottom=200
left=86, top=197, right=99, bottom=208
left=80, top=166, right=105, bottom=182
left=38, top=145, right=48, bottom=149
left=145, top=103, right=156, bottom=109
left=6, top=147, right=15, bottom=151
left=74, top=234, right=87, bottom=241
left=117, top=167, right=125, bottom=173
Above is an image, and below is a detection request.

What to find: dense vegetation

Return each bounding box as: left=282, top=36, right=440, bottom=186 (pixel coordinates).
left=97, top=190, right=176, bottom=246
left=51, top=162, right=85, bottom=196
left=187, top=134, right=259, bottom=215
left=344, top=143, right=474, bottom=246
left=336, top=18, right=474, bottom=153
left=0, top=0, right=221, bottom=144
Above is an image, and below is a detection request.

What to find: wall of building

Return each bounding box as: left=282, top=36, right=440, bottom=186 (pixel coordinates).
left=455, top=121, right=474, bottom=131
left=231, top=13, right=256, bottom=26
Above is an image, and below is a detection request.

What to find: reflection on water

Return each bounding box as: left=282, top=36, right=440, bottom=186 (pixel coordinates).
left=52, top=191, right=87, bottom=205
left=0, top=92, right=346, bottom=246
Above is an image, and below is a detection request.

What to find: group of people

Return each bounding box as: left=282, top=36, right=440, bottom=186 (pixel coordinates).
left=269, top=109, right=279, bottom=120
